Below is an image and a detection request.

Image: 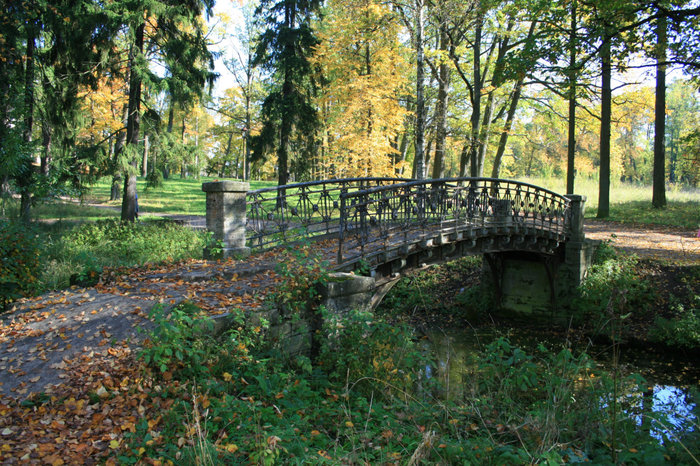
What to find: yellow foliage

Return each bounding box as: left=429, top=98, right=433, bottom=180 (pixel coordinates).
left=313, top=0, right=410, bottom=178
left=77, top=76, right=128, bottom=142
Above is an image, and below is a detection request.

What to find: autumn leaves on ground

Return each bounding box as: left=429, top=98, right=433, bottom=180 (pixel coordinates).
left=1, top=221, right=698, bottom=464
left=0, top=243, right=333, bottom=464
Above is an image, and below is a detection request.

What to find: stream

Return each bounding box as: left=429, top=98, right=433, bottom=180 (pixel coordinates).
left=422, top=326, right=699, bottom=443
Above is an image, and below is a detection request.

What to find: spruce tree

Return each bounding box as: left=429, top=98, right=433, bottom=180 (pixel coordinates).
left=253, top=0, right=321, bottom=185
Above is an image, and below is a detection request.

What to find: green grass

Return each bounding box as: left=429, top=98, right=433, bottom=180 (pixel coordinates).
left=84, top=176, right=275, bottom=216
left=520, top=177, right=700, bottom=229
left=3, top=175, right=697, bottom=229
left=39, top=218, right=209, bottom=290
left=1, top=198, right=119, bottom=221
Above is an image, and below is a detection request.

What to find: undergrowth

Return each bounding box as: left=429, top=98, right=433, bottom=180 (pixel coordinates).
left=572, top=241, right=656, bottom=333
left=117, top=274, right=699, bottom=464
left=31, top=218, right=208, bottom=291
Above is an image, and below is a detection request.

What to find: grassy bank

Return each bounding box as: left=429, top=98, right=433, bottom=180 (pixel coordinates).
left=0, top=218, right=209, bottom=301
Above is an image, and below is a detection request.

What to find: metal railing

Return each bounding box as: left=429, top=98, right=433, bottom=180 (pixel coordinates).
left=337, top=178, right=572, bottom=264
left=245, top=177, right=572, bottom=265
left=246, top=177, right=410, bottom=250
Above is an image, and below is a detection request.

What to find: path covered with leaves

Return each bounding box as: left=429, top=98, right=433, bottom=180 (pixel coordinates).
left=0, top=221, right=697, bottom=463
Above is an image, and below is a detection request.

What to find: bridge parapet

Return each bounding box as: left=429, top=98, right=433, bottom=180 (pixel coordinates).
left=203, top=177, right=582, bottom=267
left=337, top=178, right=573, bottom=265
left=246, top=177, right=409, bottom=251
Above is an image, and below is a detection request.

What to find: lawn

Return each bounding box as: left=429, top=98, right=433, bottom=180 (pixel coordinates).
left=83, top=176, right=275, bottom=217
left=2, top=175, right=697, bottom=229
left=520, top=176, right=699, bottom=229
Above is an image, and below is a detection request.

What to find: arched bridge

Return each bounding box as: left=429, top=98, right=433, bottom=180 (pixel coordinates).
left=202, top=177, right=594, bottom=317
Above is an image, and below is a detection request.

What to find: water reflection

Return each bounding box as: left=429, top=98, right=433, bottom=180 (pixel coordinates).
left=649, top=385, right=697, bottom=441
left=421, top=327, right=698, bottom=442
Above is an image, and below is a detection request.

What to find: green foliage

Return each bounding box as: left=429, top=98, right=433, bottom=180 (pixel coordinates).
left=140, top=302, right=265, bottom=380
left=140, top=302, right=215, bottom=376
left=145, top=170, right=164, bottom=190
left=318, top=308, right=425, bottom=398
left=649, top=297, right=700, bottom=349
left=0, top=221, right=43, bottom=305
left=572, top=245, right=655, bottom=329
left=41, top=218, right=207, bottom=290
left=272, top=242, right=329, bottom=314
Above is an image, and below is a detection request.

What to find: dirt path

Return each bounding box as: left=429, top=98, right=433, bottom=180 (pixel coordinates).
left=584, top=219, right=699, bottom=263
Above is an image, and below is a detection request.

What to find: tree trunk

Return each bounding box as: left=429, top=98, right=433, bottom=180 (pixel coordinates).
left=41, top=120, right=51, bottom=176
left=566, top=0, right=577, bottom=194
left=413, top=0, right=426, bottom=180
left=121, top=22, right=144, bottom=222
left=469, top=5, right=483, bottom=177
left=459, top=142, right=469, bottom=178
left=490, top=78, right=524, bottom=178
left=652, top=14, right=667, bottom=208
left=163, top=104, right=175, bottom=179
left=597, top=37, right=612, bottom=219
left=431, top=23, right=450, bottom=179
left=142, top=133, right=149, bottom=177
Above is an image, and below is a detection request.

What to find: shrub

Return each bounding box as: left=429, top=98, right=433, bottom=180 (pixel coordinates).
left=572, top=246, right=655, bottom=329
left=145, top=170, right=164, bottom=190
left=649, top=298, right=700, bottom=349
left=318, top=308, right=426, bottom=399
left=0, top=221, right=43, bottom=305
left=140, top=302, right=265, bottom=380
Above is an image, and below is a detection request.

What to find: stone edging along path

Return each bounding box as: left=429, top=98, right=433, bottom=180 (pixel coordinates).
left=0, top=220, right=697, bottom=399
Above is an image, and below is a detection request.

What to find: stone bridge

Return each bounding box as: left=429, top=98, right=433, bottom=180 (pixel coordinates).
left=202, top=177, right=596, bottom=320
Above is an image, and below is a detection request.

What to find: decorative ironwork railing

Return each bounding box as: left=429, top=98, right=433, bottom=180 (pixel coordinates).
left=337, top=178, right=572, bottom=264
left=245, top=177, right=572, bottom=265
left=246, top=177, right=410, bottom=250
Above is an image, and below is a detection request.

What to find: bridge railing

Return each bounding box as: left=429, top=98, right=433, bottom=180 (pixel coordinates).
left=337, top=178, right=572, bottom=264
left=202, top=177, right=577, bottom=263
left=245, top=177, right=410, bottom=250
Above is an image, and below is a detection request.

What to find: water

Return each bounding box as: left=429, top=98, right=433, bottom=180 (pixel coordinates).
left=421, top=326, right=699, bottom=443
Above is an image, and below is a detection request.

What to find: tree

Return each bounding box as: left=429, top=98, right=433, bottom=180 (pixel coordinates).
left=652, top=12, right=667, bottom=208
left=312, top=0, right=409, bottom=178
left=113, top=0, right=216, bottom=221
left=414, top=0, right=427, bottom=180
left=217, top=1, right=263, bottom=181
left=1, top=0, right=115, bottom=220
left=253, top=0, right=321, bottom=186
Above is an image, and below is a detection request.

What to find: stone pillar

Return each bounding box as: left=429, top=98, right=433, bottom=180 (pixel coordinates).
left=202, top=181, right=250, bottom=259
left=563, top=194, right=590, bottom=288
left=566, top=194, right=586, bottom=242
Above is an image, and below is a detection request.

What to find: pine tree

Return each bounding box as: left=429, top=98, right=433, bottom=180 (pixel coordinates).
left=253, top=0, right=321, bottom=185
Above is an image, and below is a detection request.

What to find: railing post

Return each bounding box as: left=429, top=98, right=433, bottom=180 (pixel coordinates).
left=202, top=180, right=251, bottom=259
left=565, top=194, right=586, bottom=241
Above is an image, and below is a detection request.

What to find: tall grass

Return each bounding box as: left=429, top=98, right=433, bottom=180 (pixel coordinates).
left=40, top=219, right=208, bottom=290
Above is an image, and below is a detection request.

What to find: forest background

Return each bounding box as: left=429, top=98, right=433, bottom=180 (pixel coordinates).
left=1, top=0, right=699, bottom=223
